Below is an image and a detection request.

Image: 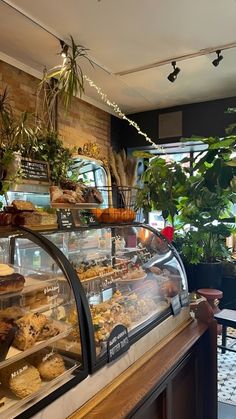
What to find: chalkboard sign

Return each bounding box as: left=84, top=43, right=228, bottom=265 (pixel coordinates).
left=180, top=291, right=190, bottom=307
left=107, top=324, right=130, bottom=363
left=57, top=209, right=75, bottom=230
left=171, top=294, right=181, bottom=316
left=21, top=158, right=50, bottom=183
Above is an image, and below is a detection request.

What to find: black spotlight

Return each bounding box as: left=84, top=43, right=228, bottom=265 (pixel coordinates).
left=59, top=40, right=69, bottom=58
left=167, top=61, right=181, bottom=82
left=212, top=50, right=223, bottom=67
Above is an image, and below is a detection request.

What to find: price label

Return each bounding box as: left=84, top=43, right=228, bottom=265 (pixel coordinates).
left=180, top=291, right=190, bottom=307
left=171, top=294, right=181, bottom=316
left=57, top=209, right=75, bottom=230
left=107, top=324, right=130, bottom=362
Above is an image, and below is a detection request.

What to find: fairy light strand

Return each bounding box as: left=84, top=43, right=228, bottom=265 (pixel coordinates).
left=83, top=75, right=164, bottom=152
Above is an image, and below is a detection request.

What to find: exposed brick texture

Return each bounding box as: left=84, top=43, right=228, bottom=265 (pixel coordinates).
left=0, top=60, right=111, bottom=157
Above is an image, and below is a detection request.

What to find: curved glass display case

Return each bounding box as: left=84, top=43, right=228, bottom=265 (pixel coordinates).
left=39, top=223, right=188, bottom=371
left=0, top=227, right=88, bottom=419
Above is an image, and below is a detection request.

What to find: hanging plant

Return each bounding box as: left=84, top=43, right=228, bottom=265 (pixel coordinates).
left=40, top=35, right=93, bottom=114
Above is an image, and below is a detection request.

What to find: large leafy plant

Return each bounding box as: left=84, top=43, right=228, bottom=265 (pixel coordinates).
left=135, top=156, right=189, bottom=226
left=176, top=134, right=236, bottom=264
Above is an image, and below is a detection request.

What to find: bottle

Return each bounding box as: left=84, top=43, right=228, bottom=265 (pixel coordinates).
left=33, top=250, right=41, bottom=270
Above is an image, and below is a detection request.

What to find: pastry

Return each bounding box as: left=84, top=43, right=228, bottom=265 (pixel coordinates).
left=85, top=187, right=103, bottom=204
left=37, top=318, right=60, bottom=340
left=0, top=321, right=16, bottom=361
left=0, top=264, right=25, bottom=295
left=0, top=360, right=41, bottom=398
left=0, top=212, right=12, bottom=226
left=12, top=200, right=35, bottom=212
left=13, top=312, right=47, bottom=350
left=0, top=306, right=25, bottom=322
left=24, top=291, right=37, bottom=308
left=13, top=210, right=57, bottom=226
left=0, top=389, right=5, bottom=407
left=29, top=350, right=65, bottom=381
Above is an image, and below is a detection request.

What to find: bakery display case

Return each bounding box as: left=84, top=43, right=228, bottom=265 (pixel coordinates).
left=0, top=227, right=88, bottom=419
left=40, top=223, right=188, bottom=371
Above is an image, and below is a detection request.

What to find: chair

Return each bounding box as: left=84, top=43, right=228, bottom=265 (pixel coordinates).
left=214, top=309, right=236, bottom=354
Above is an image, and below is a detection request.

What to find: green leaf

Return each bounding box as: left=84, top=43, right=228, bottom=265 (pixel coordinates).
left=208, top=137, right=236, bottom=149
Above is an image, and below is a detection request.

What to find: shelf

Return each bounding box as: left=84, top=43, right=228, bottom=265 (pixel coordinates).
left=0, top=275, right=58, bottom=301
left=51, top=203, right=99, bottom=209
left=1, top=323, right=74, bottom=370
left=0, top=356, right=79, bottom=419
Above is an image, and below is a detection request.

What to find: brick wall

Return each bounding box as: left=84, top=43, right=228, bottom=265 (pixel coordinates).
left=0, top=60, right=111, bottom=157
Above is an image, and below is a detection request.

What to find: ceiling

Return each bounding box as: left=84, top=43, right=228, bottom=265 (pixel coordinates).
left=1, top=0, right=236, bottom=114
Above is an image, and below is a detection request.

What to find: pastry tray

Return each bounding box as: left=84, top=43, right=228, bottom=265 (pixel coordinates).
left=115, top=273, right=147, bottom=284
left=78, top=267, right=126, bottom=283
left=98, top=302, right=169, bottom=357
left=0, top=322, right=74, bottom=370
left=0, top=356, right=79, bottom=419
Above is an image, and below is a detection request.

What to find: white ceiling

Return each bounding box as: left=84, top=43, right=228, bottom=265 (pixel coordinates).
left=1, top=0, right=236, bottom=114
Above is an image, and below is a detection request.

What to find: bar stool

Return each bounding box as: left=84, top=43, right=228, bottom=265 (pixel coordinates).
left=197, top=288, right=223, bottom=333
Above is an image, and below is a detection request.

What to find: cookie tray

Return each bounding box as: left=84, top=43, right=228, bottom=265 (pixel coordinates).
left=0, top=356, right=79, bottom=419
left=1, top=323, right=75, bottom=370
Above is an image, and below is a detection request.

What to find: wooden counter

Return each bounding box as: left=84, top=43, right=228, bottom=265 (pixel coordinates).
left=69, top=312, right=217, bottom=419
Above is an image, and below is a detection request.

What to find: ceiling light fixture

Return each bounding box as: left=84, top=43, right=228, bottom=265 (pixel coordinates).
left=212, top=50, right=223, bottom=67
left=167, top=61, right=181, bottom=82
left=59, top=40, right=69, bottom=58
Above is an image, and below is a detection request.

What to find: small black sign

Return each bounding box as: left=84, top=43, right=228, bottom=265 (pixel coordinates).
left=107, top=324, right=130, bottom=363
left=57, top=209, right=75, bottom=230
left=171, top=294, right=181, bottom=316
left=180, top=291, right=190, bottom=307
left=21, top=158, right=50, bottom=183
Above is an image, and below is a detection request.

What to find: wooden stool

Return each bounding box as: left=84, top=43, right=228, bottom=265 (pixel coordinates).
left=197, top=288, right=223, bottom=313
left=214, top=309, right=236, bottom=354
left=197, top=288, right=223, bottom=334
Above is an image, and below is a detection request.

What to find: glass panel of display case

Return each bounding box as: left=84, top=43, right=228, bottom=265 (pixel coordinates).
left=0, top=229, right=85, bottom=418
left=43, top=224, right=187, bottom=360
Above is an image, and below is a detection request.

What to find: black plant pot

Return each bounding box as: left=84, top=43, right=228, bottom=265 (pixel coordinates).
left=184, top=261, right=223, bottom=292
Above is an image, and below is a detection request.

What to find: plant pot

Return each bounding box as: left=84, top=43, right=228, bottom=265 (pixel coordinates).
left=184, top=261, right=223, bottom=292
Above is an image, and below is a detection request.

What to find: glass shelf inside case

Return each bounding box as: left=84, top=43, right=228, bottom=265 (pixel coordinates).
left=0, top=228, right=86, bottom=419
left=42, top=224, right=188, bottom=363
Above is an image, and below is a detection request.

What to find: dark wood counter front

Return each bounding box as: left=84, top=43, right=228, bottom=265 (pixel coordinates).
left=69, top=316, right=217, bottom=419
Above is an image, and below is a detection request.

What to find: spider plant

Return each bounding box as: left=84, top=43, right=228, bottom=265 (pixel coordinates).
left=40, top=35, right=93, bottom=114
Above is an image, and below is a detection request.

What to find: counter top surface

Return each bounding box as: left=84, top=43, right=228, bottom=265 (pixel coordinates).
left=69, top=319, right=209, bottom=419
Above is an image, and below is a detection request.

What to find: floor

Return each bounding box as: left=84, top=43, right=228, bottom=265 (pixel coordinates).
left=218, top=329, right=236, bottom=405
left=218, top=402, right=236, bottom=419
left=218, top=328, right=236, bottom=418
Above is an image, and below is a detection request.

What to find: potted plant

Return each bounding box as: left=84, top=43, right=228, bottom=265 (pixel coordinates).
left=135, top=156, right=189, bottom=227
left=176, top=134, right=236, bottom=291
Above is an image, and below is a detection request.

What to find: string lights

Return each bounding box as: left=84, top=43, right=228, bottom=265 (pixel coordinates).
left=83, top=75, right=165, bottom=152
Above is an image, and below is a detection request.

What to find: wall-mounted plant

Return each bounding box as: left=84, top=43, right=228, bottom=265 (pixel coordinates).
left=40, top=35, right=93, bottom=116
left=32, top=131, right=75, bottom=185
